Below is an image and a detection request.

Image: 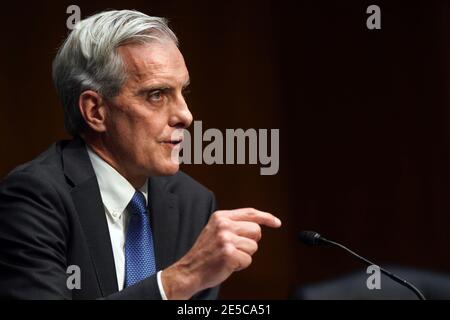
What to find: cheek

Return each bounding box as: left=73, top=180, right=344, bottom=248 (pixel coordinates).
left=108, top=104, right=169, bottom=152
left=107, top=106, right=134, bottom=135
left=133, top=119, right=168, bottom=154
left=140, top=123, right=163, bottom=144
left=141, top=113, right=169, bottom=139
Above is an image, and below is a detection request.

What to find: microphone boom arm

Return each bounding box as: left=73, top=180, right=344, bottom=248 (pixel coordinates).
left=321, top=237, right=426, bottom=300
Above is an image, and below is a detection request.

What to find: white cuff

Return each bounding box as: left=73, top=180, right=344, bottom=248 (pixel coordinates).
left=157, top=270, right=168, bottom=300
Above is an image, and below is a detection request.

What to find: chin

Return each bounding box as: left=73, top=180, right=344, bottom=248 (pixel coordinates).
left=153, top=162, right=180, bottom=176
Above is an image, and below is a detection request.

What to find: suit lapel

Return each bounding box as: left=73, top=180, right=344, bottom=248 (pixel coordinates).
left=62, top=137, right=118, bottom=296
left=148, top=177, right=180, bottom=270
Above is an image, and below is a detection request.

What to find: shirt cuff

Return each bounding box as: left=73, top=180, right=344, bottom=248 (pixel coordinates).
left=157, top=270, right=168, bottom=300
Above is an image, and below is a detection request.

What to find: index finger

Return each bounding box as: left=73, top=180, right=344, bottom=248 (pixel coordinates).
left=227, top=208, right=282, bottom=228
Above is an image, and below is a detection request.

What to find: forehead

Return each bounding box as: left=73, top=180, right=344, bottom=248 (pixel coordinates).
left=118, top=41, right=189, bottom=85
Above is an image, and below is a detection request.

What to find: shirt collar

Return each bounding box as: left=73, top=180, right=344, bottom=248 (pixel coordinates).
left=86, top=145, right=148, bottom=221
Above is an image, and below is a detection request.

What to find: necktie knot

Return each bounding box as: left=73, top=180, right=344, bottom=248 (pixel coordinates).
left=128, top=191, right=147, bottom=217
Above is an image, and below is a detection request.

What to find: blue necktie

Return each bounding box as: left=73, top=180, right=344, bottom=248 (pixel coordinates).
left=124, top=191, right=156, bottom=287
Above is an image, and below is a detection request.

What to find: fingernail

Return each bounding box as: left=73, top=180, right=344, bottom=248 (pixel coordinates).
left=275, top=218, right=282, bottom=227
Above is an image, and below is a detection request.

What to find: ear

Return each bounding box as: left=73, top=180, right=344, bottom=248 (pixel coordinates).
left=78, top=90, right=107, bottom=133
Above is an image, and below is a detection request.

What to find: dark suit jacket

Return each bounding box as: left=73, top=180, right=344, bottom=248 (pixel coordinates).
left=0, top=137, right=219, bottom=299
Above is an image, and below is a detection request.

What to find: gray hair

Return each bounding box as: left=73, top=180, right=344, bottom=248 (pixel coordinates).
left=52, top=10, right=178, bottom=136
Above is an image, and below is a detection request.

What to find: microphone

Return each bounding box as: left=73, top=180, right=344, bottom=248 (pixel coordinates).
left=299, top=230, right=426, bottom=300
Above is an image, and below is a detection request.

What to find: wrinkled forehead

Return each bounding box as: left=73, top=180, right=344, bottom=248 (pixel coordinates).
left=118, top=40, right=189, bottom=85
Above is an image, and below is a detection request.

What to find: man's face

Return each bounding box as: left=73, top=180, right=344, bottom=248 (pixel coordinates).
left=103, top=40, right=192, bottom=180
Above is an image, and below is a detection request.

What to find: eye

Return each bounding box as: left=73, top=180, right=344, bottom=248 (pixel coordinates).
left=182, top=88, right=191, bottom=95
left=147, top=90, right=164, bottom=102
left=182, top=87, right=191, bottom=98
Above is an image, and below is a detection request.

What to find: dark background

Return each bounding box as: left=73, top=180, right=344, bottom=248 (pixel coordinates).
left=0, top=0, right=449, bottom=299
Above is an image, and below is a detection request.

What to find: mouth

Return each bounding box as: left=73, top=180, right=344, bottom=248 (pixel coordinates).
left=160, top=139, right=183, bottom=146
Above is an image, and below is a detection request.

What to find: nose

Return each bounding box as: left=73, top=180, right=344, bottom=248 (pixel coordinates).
left=169, top=94, right=193, bottom=129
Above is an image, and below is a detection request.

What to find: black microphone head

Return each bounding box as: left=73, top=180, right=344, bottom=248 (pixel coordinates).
left=299, top=230, right=324, bottom=246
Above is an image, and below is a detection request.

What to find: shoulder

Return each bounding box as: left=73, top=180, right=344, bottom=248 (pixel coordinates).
left=0, top=141, right=68, bottom=197
left=0, top=142, right=70, bottom=241
left=4, top=140, right=65, bottom=174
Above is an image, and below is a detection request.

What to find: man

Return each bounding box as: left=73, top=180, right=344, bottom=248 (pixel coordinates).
left=0, top=10, right=281, bottom=299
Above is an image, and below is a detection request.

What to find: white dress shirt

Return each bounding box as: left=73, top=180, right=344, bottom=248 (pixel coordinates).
left=86, top=146, right=167, bottom=299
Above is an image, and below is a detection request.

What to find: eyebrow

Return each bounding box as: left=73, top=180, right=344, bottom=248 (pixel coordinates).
left=136, top=78, right=191, bottom=96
